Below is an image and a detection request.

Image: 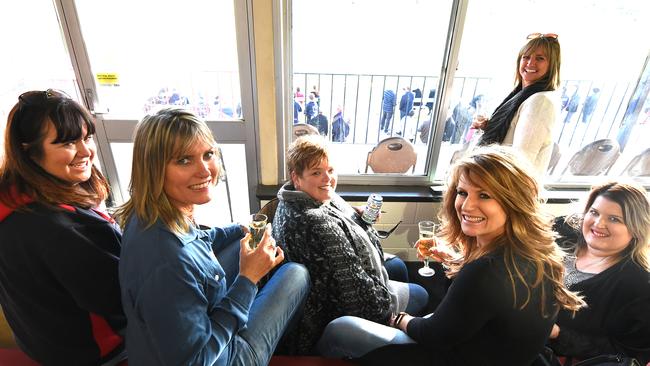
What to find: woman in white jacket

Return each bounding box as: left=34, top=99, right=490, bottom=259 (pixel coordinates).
left=473, top=32, right=562, bottom=176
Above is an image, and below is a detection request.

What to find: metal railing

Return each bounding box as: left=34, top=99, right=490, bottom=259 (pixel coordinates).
left=293, top=72, right=635, bottom=154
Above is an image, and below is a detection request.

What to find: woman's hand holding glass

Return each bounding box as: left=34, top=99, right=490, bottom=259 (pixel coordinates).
left=471, top=115, right=488, bottom=130
left=239, top=224, right=284, bottom=284
left=416, top=240, right=457, bottom=264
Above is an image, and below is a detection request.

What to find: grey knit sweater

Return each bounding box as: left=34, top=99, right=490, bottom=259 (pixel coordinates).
left=272, top=182, right=408, bottom=354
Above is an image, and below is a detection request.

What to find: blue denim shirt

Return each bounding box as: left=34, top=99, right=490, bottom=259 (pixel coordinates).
left=119, top=216, right=256, bottom=366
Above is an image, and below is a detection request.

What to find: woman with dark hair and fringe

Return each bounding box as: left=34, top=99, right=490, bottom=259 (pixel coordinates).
left=549, top=181, right=650, bottom=364
left=0, top=89, right=126, bottom=365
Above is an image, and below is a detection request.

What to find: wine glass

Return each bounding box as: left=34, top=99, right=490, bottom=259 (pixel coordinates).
left=417, top=221, right=437, bottom=277
left=249, top=213, right=268, bottom=249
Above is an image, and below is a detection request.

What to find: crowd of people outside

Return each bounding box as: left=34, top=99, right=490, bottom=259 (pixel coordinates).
left=293, top=86, right=351, bottom=143
left=143, top=87, right=242, bottom=120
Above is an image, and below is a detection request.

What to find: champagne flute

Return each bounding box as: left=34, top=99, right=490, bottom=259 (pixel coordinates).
left=417, top=221, right=437, bottom=277
left=249, top=213, right=268, bottom=249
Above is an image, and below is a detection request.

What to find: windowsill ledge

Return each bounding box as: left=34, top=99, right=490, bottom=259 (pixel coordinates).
left=257, top=184, right=585, bottom=204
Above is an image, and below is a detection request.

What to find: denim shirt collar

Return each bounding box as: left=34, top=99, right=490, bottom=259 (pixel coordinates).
left=155, top=219, right=209, bottom=247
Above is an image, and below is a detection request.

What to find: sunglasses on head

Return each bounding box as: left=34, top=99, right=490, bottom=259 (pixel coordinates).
left=527, top=32, right=558, bottom=40
left=18, top=89, right=72, bottom=106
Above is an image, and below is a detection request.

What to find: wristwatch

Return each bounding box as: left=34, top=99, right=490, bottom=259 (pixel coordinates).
left=394, top=311, right=407, bottom=328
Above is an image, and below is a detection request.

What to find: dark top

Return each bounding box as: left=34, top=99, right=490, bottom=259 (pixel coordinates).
left=548, top=218, right=650, bottom=363
left=308, top=114, right=329, bottom=136
left=382, top=90, right=396, bottom=112
left=361, top=249, right=557, bottom=366
left=549, top=257, right=650, bottom=364
left=332, top=112, right=350, bottom=142
left=0, top=201, right=125, bottom=366
left=399, top=91, right=415, bottom=116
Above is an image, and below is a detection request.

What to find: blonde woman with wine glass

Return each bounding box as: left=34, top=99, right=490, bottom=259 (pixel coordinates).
left=317, top=146, right=584, bottom=366
left=114, top=109, right=309, bottom=365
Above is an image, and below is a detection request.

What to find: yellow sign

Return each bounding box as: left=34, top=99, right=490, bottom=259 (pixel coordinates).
left=96, top=73, right=119, bottom=86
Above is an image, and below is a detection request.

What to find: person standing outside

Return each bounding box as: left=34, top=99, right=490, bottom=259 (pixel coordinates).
left=380, top=89, right=396, bottom=133
left=581, top=87, right=601, bottom=123
left=305, top=93, right=318, bottom=122
left=563, top=86, right=580, bottom=124
left=293, top=98, right=303, bottom=124
left=399, top=86, right=414, bottom=121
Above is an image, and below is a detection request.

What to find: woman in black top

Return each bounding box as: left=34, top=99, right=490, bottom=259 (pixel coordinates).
left=549, top=182, right=650, bottom=364
left=0, top=90, right=125, bottom=365
left=317, top=146, right=584, bottom=366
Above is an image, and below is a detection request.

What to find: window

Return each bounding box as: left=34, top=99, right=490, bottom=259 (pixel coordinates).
left=291, top=0, right=454, bottom=177
left=68, top=0, right=259, bottom=215
left=285, top=0, right=650, bottom=186
left=1, top=1, right=259, bottom=216
left=0, top=0, right=80, bottom=163
left=444, top=0, right=650, bottom=185
left=75, top=0, right=243, bottom=120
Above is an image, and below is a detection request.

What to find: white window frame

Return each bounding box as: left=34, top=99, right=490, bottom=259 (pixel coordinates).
left=53, top=0, right=263, bottom=212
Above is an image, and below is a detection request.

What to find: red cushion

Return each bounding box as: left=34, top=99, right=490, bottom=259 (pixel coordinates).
left=269, top=355, right=358, bottom=366
left=0, top=348, right=40, bottom=366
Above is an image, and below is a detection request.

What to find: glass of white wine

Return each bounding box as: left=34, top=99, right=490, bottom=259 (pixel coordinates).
left=249, top=213, right=268, bottom=249
left=417, top=221, right=437, bottom=277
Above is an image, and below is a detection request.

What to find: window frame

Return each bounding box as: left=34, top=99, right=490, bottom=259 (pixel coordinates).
left=275, top=0, right=650, bottom=189
left=53, top=0, right=263, bottom=213
left=274, top=0, right=469, bottom=186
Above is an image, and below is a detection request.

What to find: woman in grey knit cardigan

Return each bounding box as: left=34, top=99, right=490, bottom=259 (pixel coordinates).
left=273, top=135, right=427, bottom=355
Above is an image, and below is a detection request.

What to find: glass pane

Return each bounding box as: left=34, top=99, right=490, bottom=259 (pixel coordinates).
left=292, top=0, right=453, bottom=175
left=111, top=143, right=249, bottom=227
left=0, top=1, right=80, bottom=163
left=437, top=0, right=650, bottom=184
left=75, top=0, right=242, bottom=120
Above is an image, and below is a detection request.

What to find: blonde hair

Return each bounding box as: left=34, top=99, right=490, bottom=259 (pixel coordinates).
left=113, top=108, right=218, bottom=235
left=440, top=146, right=584, bottom=315
left=287, top=135, right=330, bottom=178
left=514, top=36, right=561, bottom=90
left=577, top=181, right=650, bottom=271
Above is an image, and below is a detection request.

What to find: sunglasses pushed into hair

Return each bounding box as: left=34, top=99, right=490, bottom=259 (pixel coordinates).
left=527, top=32, right=558, bottom=40
left=18, top=88, right=72, bottom=106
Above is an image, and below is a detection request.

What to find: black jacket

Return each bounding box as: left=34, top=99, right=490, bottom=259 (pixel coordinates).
left=361, top=249, right=557, bottom=366
left=549, top=218, right=650, bottom=364
left=0, top=201, right=125, bottom=366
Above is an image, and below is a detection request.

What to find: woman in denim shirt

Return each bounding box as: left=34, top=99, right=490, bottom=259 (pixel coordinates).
left=114, top=108, right=309, bottom=366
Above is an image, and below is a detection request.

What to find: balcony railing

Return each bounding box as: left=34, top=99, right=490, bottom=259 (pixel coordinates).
left=293, top=72, right=637, bottom=156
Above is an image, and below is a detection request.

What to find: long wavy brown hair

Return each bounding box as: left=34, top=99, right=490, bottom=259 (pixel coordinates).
left=440, top=146, right=584, bottom=315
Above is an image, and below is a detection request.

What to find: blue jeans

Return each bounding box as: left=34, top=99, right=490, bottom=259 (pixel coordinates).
left=380, top=110, right=394, bottom=131
left=385, top=257, right=428, bottom=315
left=214, top=242, right=310, bottom=366
left=316, top=315, right=416, bottom=359
left=384, top=256, right=409, bottom=282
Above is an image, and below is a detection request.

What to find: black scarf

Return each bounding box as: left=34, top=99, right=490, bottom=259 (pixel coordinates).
left=479, top=81, right=550, bottom=146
